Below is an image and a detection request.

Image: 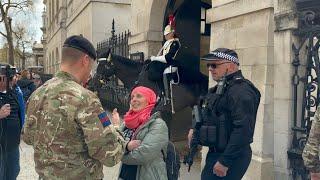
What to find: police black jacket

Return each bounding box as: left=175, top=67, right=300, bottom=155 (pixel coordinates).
left=0, top=87, right=22, bottom=152
left=208, top=70, right=261, bottom=167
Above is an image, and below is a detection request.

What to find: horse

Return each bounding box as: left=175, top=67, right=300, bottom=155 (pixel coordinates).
left=94, top=50, right=208, bottom=113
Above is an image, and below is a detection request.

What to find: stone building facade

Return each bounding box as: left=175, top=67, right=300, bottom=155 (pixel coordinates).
left=42, top=0, right=131, bottom=74
left=30, top=42, right=44, bottom=67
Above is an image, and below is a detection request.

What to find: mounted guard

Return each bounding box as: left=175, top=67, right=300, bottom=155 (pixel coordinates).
left=149, top=15, right=181, bottom=112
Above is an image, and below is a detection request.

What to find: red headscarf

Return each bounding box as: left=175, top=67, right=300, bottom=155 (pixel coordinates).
left=124, top=86, right=157, bottom=129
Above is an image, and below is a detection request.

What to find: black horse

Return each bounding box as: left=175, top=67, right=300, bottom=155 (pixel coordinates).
left=94, top=50, right=208, bottom=113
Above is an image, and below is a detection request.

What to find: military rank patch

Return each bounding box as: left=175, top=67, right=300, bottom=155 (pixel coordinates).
left=98, top=112, right=111, bottom=127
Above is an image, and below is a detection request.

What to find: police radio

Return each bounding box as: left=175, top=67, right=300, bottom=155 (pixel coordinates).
left=216, top=72, right=227, bottom=95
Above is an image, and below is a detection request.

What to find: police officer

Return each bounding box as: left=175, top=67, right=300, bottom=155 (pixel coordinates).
left=23, top=35, right=130, bottom=179
left=188, top=48, right=261, bottom=180
left=0, top=64, right=24, bottom=180
left=303, top=108, right=320, bottom=180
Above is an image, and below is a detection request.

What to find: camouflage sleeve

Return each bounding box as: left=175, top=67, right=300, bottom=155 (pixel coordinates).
left=22, top=101, right=36, bottom=145
left=303, top=109, right=320, bottom=173
left=77, top=93, right=126, bottom=167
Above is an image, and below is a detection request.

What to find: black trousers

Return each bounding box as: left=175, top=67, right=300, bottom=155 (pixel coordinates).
left=201, top=147, right=252, bottom=180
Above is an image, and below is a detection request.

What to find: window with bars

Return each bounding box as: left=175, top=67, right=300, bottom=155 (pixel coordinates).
left=201, top=2, right=211, bottom=36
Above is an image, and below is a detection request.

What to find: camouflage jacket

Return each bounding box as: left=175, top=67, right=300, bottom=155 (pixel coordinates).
left=23, top=71, right=126, bottom=180
left=303, top=108, right=320, bottom=173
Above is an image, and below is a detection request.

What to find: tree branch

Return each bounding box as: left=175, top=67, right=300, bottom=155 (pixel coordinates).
left=0, top=31, right=7, bottom=38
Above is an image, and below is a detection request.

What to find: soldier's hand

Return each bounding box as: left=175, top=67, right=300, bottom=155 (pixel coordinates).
left=127, top=140, right=141, bottom=151
left=111, top=108, right=120, bottom=126
left=311, top=172, right=320, bottom=180
left=187, top=129, right=194, bottom=148
left=0, top=104, right=10, bottom=120
left=213, top=161, right=228, bottom=177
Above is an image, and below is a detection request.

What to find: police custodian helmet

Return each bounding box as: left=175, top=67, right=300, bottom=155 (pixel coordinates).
left=201, top=48, right=239, bottom=65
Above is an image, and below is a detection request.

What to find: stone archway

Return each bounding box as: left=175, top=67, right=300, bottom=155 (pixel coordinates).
left=128, top=0, right=168, bottom=58
left=129, top=0, right=212, bottom=140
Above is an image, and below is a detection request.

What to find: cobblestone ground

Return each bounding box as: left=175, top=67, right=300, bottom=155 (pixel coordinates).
left=17, top=141, right=201, bottom=180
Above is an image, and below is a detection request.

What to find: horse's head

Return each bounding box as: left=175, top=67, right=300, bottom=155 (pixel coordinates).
left=95, top=49, right=117, bottom=79
left=87, top=49, right=115, bottom=91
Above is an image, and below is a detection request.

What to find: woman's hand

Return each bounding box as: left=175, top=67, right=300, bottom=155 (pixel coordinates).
left=127, top=140, right=141, bottom=151
left=111, top=108, right=120, bottom=126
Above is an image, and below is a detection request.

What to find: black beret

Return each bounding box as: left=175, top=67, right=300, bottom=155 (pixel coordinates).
left=63, top=35, right=97, bottom=60
left=201, top=48, right=239, bottom=65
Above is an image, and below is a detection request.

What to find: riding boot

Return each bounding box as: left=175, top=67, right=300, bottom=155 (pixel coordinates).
left=162, top=73, right=171, bottom=105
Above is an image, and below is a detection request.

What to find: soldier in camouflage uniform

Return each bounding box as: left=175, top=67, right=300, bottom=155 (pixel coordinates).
left=303, top=108, right=320, bottom=180
left=23, top=35, right=126, bottom=180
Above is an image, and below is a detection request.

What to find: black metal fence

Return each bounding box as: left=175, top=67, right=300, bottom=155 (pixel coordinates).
left=97, top=83, right=130, bottom=114
left=97, top=30, right=130, bottom=58
left=287, top=1, right=320, bottom=179
left=95, top=20, right=132, bottom=111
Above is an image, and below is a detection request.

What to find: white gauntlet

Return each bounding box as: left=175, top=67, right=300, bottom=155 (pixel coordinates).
left=151, top=55, right=167, bottom=63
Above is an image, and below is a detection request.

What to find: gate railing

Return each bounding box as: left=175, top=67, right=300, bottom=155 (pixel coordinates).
left=287, top=1, right=320, bottom=179
left=97, top=83, right=130, bottom=114
left=97, top=19, right=130, bottom=58
left=95, top=19, right=131, bottom=111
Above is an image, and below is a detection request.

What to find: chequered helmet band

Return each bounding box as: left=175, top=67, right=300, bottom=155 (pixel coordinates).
left=209, top=52, right=239, bottom=65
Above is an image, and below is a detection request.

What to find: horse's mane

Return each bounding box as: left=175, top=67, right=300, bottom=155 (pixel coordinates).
left=111, top=54, right=144, bottom=68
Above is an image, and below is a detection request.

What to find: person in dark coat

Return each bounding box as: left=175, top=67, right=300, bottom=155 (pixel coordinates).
left=188, top=48, right=261, bottom=180
left=17, top=70, right=36, bottom=102
left=0, top=66, right=24, bottom=180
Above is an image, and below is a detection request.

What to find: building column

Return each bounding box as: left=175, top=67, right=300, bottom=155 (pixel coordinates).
left=273, top=0, right=299, bottom=179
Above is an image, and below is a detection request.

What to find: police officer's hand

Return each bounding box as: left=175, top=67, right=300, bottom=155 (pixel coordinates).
left=111, top=108, right=120, bottom=126
left=311, top=172, right=320, bottom=180
left=0, top=104, right=10, bottom=120
left=187, top=129, right=193, bottom=148
left=213, top=161, right=228, bottom=177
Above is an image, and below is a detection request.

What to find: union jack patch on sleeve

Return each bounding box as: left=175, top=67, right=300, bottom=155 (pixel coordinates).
left=98, top=112, right=111, bottom=127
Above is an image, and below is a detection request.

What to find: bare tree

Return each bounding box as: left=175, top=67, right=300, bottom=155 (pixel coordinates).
left=14, top=25, right=33, bottom=69
left=0, top=0, right=32, bottom=65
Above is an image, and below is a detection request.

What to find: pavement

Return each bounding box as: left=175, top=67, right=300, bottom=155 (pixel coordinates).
left=17, top=141, right=201, bottom=180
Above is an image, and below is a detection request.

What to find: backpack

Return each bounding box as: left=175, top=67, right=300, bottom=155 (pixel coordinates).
left=161, top=141, right=181, bottom=180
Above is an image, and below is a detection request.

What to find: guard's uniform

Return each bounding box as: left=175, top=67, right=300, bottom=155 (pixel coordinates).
left=303, top=108, right=320, bottom=173
left=148, top=38, right=181, bottom=82
left=149, top=25, right=181, bottom=103
left=23, top=71, right=126, bottom=180
left=152, top=38, right=181, bottom=66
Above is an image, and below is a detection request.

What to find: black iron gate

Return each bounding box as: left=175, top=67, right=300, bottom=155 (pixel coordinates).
left=97, top=19, right=130, bottom=58
left=96, top=19, right=132, bottom=112
left=287, top=0, right=320, bottom=179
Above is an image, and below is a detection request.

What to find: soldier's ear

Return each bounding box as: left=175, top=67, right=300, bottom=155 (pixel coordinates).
left=81, top=55, right=90, bottom=66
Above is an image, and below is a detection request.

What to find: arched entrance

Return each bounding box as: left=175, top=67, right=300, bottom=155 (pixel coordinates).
left=128, top=0, right=212, bottom=142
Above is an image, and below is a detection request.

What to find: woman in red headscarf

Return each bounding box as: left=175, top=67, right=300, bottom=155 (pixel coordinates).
left=112, top=86, right=169, bottom=180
